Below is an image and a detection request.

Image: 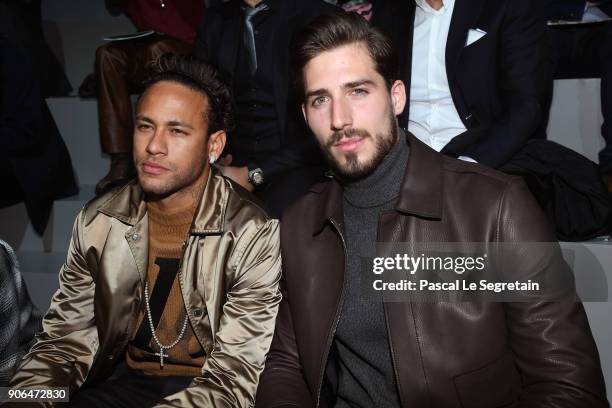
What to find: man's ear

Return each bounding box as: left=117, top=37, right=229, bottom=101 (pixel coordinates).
left=390, top=80, right=406, bottom=117
left=207, top=130, right=227, bottom=159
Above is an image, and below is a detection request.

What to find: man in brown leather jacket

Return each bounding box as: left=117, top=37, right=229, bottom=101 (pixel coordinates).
left=8, top=55, right=281, bottom=407
left=256, top=12, right=609, bottom=408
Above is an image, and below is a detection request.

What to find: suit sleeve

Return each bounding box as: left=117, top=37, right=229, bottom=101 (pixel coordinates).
left=7, top=211, right=99, bottom=406
left=499, top=179, right=608, bottom=407
left=155, top=218, right=282, bottom=408
left=451, top=0, right=551, bottom=168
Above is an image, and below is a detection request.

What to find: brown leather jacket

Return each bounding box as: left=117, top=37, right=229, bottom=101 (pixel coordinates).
left=9, top=169, right=282, bottom=407
left=256, top=134, right=608, bottom=408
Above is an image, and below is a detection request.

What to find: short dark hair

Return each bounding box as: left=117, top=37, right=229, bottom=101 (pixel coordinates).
left=140, top=54, right=234, bottom=134
left=290, top=11, right=399, bottom=99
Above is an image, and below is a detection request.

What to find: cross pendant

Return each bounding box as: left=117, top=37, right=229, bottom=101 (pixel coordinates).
left=155, top=349, right=169, bottom=368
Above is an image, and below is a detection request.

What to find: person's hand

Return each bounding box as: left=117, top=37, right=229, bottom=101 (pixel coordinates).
left=218, top=164, right=253, bottom=192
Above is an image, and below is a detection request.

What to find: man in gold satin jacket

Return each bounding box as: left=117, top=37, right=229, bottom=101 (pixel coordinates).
left=8, top=55, right=282, bottom=407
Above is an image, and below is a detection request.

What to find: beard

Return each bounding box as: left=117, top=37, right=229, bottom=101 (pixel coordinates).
left=322, top=112, right=399, bottom=182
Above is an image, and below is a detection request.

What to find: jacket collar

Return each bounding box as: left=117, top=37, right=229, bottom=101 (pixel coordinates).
left=401, top=0, right=487, bottom=76
left=96, top=167, right=228, bottom=235
left=445, top=0, right=487, bottom=82
left=311, top=131, right=443, bottom=234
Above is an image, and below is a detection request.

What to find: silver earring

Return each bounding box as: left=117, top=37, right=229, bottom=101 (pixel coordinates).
left=209, top=155, right=217, bottom=164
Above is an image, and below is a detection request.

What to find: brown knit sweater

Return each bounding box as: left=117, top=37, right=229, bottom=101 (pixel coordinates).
left=126, top=200, right=205, bottom=376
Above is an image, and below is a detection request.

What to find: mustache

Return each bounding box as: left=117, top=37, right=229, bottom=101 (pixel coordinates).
left=327, top=128, right=372, bottom=148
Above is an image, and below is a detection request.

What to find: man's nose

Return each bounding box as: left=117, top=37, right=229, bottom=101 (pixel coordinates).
left=330, top=98, right=352, bottom=131
left=145, top=128, right=167, bottom=155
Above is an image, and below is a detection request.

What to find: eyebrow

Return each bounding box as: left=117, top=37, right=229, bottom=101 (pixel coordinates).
left=167, top=120, right=194, bottom=130
left=135, top=115, right=195, bottom=130
left=304, top=79, right=377, bottom=100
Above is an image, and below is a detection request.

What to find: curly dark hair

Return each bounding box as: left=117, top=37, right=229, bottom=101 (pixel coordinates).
left=140, top=54, right=234, bottom=134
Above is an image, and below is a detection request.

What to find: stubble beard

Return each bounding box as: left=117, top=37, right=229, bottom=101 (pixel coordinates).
left=323, top=112, right=399, bottom=182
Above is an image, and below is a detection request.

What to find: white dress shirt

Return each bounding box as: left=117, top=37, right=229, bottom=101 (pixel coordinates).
left=408, top=0, right=475, bottom=162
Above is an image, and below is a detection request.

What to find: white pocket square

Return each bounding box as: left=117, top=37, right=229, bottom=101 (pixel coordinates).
left=465, top=28, right=486, bottom=47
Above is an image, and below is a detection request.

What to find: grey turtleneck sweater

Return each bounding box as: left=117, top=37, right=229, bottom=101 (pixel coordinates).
left=332, top=136, right=408, bottom=408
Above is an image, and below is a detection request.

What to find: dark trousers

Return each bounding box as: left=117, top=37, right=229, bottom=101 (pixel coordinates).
left=69, top=363, right=192, bottom=408
left=95, top=36, right=192, bottom=155
left=545, top=21, right=612, bottom=173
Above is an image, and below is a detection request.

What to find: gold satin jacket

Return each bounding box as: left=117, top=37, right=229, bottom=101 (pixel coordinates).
left=9, top=169, right=282, bottom=407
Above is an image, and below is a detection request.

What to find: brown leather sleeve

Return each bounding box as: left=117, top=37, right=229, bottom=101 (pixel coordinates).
left=256, top=280, right=315, bottom=408
left=500, top=179, right=608, bottom=407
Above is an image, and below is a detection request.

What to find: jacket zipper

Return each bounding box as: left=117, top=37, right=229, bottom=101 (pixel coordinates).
left=315, top=218, right=348, bottom=408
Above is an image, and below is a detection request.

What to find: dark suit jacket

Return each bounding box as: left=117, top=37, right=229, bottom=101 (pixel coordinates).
left=193, top=0, right=337, bottom=180
left=372, top=0, right=551, bottom=168
left=0, top=0, right=72, bottom=97
left=0, top=37, right=78, bottom=234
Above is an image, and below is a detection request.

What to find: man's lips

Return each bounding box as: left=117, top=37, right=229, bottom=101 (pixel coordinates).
left=141, top=162, right=169, bottom=175
left=333, top=136, right=365, bottom=153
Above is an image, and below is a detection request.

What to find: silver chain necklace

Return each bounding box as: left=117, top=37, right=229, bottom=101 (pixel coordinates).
left=143, top=281, right=189, bottom=368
